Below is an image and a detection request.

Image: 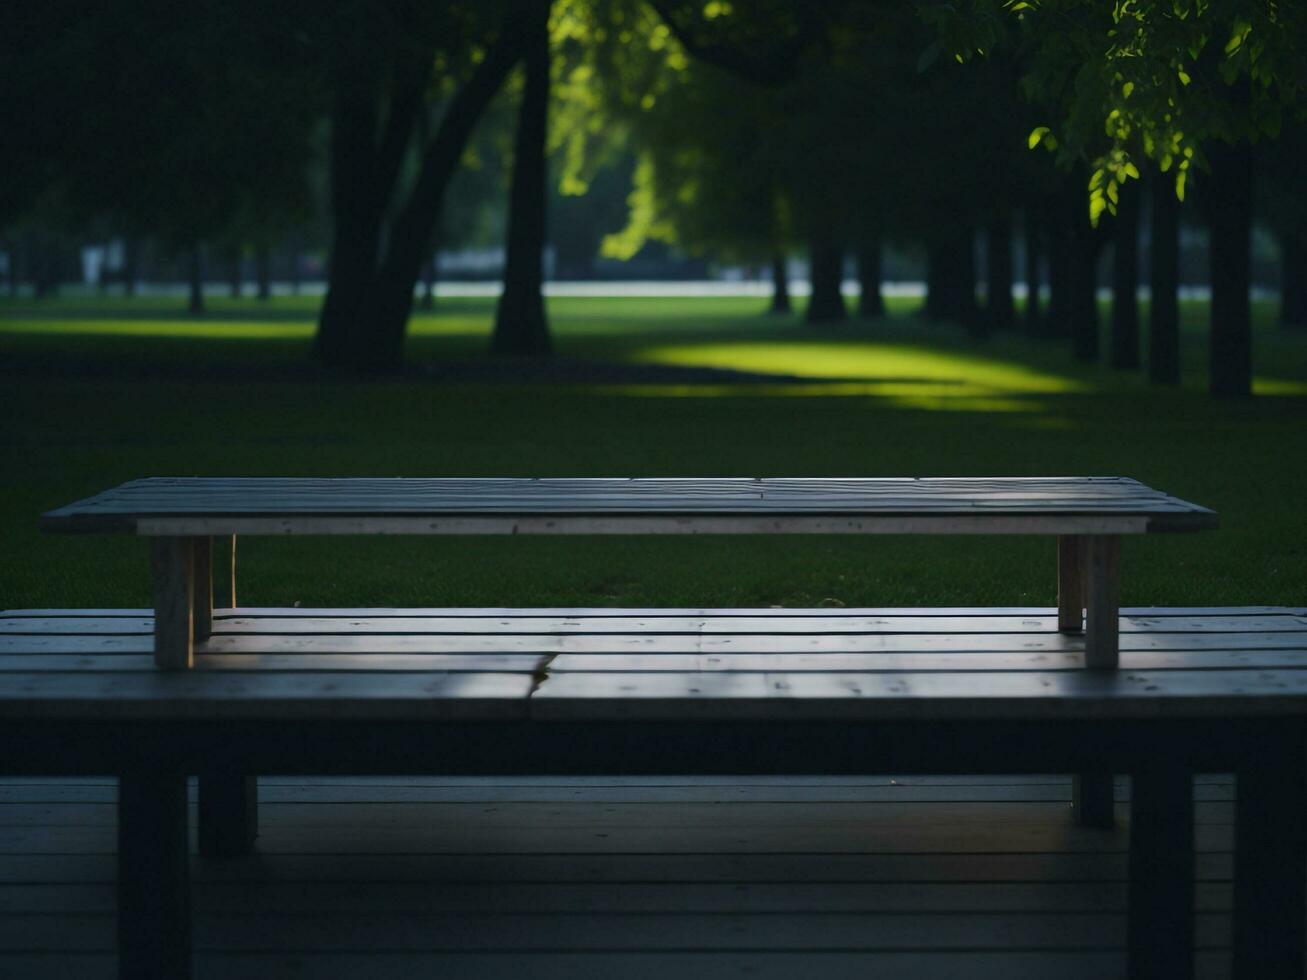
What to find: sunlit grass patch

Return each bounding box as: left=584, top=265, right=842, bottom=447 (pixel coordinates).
left=1253, top=378, right=1307, bottom=397
left=628, top=340, right=1085, bottom=404
left=0, top=318, right=313, bottom=340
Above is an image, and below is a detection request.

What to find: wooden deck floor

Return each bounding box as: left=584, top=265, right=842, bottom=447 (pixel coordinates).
left=0, top=773, right=1246, bottom=980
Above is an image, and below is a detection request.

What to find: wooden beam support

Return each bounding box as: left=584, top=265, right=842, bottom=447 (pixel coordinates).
left=150, top=537, right=195, bottom=670
left=198, top=773, right=258, bottom=858
left=228, top=533, right=238, bottom=608
left=192, top=536, right=213, bottom=643
left=1128, top=766, right=1194, bottom=980
left=1233, top=748, right=1307, bottom=979
left=119, top=771, right=191, bottom=979
left=1072, top=771, right=1115, bottom=829
left=1057, top=534, right=1085, bottom=633
left=1083, top=535, right=1121, bottom=669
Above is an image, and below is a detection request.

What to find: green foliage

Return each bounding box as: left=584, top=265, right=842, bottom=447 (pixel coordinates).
left=932, top=0, right=1307, bottom=223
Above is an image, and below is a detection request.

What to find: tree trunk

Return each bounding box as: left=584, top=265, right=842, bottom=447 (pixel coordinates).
left=1148, top=175, right=1181, bottom=385
left=288, top=238, right=301, bottom=295
left=123, top=239, right=139, bottom=297
left=32, top=236, right=59, bottom=299
left=805, top=233, right=847, bottom=323
left=256, top=244, right=271, bottom=300
left=768, top=253, right=790, bottom=314
left=1207, top=141, right=1253, bottom=398
left=315, top=21, right=525, bottom=373
left=1280, top=229, right=1307, bottom=328
left=188, top=245, right=205, bottom=316
left=985, top=215, right=1014, bottom=331
left=1045, top=209, right=1071, bottom=338
left=1109, top=179, right=1141, bottom=369
left=228, top=247, right=242, bottom=299
left=925, top=230, right=977, bottom=328
left=491, top=1, right=553, bottom=357
left=856, top=237, right=885, bottom=318
left=5, top=240, right=16, bottom=297
left=1066, top=175, right=1100, bottom=362
left=1023, top=208, right=1043, bottom=335
left=419, top=253, right=437, bottom=312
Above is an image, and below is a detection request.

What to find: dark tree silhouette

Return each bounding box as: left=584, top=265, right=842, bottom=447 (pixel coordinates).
left=1109, top=181, right=1140, bottom=370
left=492, top=0, right=553, bottom=357
left=1148, top=176, right=1181, bottom=385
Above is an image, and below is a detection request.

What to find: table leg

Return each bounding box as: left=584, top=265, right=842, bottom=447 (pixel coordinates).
left=198, top=773, right=259, bottom=857
left=1083, top=535, right=1120, bottom=670
left=1128, top=766, right=1194, bottom=979
left=150, top=537, right=196, bottom=670
left=228, top=533, right=238, bottom=608
left=1057, top=535, right=1085, bottom=633
left=193, top=536, right=213, bottom=642
left=1232, top=747, right=1307, bottom=978
left=1072, top=772, right=1115, bottom=828
left=119, top=771, right=191, bottom=979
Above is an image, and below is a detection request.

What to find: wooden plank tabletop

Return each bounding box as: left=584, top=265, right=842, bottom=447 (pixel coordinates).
left=1, top=607, right=1301, bottom=723
left=41, top=477, right=1218, bottom=534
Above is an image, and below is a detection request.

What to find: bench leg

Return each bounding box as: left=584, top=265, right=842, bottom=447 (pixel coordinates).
left=119, top=772, right=191, bottom=979
left=193, top=536, right=213, bottom=642
left=198, top=773, right=259, bottom=858
left=1233, top=750, right=1307, bottom=978
left=1072, top=772, right=1115, bottom=828
left=1057, top=535, right=1085, bottom=633
left=150, top=537, right=196, bottom=669
left=227, top=533, right=238, bottom=608
left=1083, top=535, right=1120, bottom=670
left=1128, top=767, right=1194, bottom=980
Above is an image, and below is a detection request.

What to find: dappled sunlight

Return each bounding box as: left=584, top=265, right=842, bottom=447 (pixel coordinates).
left=1253, top=378, right=1307, bottom=397
left=588, top=381, right=1045, bottom=412
left=0, top=318, right=313, bottom=340
left=623, top=340, right=1085, bottom=409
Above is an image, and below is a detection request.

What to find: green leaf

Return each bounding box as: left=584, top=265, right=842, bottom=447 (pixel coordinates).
left=1122, top=81, right=1134, bottom=98
left=1123, top=162, right=1141, bottom=179
left=1176, top=170, right=1187, bottom=201
left=1177, top=68, right=1191, bottom=85
left=1028, top=126, right=1051, bottom=149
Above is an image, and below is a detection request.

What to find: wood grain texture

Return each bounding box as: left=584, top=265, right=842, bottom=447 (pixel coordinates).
left=0, top=608, right=1304, bottom=722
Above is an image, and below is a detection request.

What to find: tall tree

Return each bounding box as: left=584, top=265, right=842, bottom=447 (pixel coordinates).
left=492, top=1, right=553, bottom=356
left=1108, top=180, right=1141, bottom=370
left=314, top=2, right=533, bottom=372
left=985, top=216, right=1015, bottom=330
left=936, top=0, right=1307, bottom=393
left=1148, top=173, right=1182, bottom=385
left=1205, top=140, right=1254, bottom=397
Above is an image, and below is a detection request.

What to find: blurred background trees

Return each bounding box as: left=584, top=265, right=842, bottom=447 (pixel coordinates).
left=2, top=0, right=1304, bottom=393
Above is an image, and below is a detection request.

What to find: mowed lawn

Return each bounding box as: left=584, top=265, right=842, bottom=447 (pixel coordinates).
left=2, top=291, right=1304, bottom=610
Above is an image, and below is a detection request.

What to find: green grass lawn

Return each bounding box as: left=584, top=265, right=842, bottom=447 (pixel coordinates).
left=2, top=290, right=1304, bottom=610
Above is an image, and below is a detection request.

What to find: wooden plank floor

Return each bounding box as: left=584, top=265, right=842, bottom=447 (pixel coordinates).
left=0, top=773, right=1243, bottom=980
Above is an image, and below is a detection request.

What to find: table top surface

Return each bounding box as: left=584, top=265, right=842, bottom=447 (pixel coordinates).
left=42, top=476, right=1218, bottom=534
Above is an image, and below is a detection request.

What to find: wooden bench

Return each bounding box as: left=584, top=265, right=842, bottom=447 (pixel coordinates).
left=43, top=476, right=1217, bottom=672
left=2, top=605, right=1306, bottom=979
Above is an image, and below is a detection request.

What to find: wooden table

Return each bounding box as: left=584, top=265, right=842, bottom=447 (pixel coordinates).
left=43, top=476, right=1217, bottom=671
